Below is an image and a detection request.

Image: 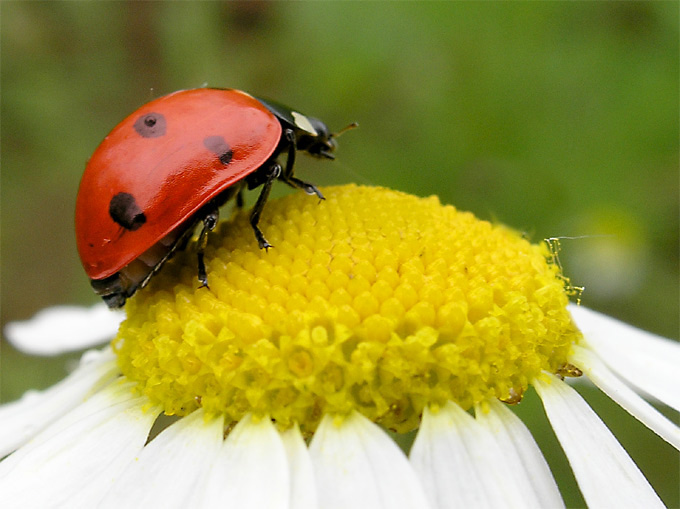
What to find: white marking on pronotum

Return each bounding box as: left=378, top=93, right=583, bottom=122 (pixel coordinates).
left=292, top=111, right=318, bottom=135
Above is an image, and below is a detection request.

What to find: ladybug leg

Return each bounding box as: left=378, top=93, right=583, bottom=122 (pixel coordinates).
left=197, top=207, right=219, bottom=288
left=236, top=188, right=245, bottom=208
left=281, top=129, right=297, bottom=178
left=250, top=163, right=281, bottom=250
left=286, top=175, right=325, bottom=200
left=280, top=129, right=325, bottom=200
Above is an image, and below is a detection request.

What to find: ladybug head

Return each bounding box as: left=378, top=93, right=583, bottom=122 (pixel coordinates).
left=297, top=117, right=336, bottom=159
left=299, top=119, right=358, bottom=160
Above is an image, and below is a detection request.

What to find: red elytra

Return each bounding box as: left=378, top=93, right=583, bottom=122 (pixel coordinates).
left=75, top=88, right=351, bottom=308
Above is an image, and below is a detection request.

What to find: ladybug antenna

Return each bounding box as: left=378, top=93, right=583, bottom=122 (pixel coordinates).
left=330, top=122, right=359, bottom=140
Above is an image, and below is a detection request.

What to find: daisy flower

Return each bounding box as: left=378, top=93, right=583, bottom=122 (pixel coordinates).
left=1, top=185, right=677, bottom=508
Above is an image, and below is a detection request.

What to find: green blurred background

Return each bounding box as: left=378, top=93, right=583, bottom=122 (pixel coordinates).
left=1, top=2, right=677, bottom=506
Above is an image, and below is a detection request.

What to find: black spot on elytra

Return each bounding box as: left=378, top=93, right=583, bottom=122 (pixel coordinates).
left=203, top=136, right=233, bottom=165
left=133, top=113, right=166, bottom=138
left=109, top=192, right=146, bottom=230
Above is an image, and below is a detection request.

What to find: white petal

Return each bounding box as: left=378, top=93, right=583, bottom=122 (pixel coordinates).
left=310, top=411, right=430, bottom=509
left=570, top=344, right=680, bottom=450
left=200, top=413, right=290, bottom=508
left=4, top=303, right=124, bottom=355
left=569, top=304, right=680, bottom=411
left=475, top=400, right=565, bottom=508
left=0, top=381, right=159, bottom=507
left=0, top=347, right=119, bottom=457
left=281, top=424, right=318, bottom=509
left=534, top=374, right=664, bottom=508
left=99, top=409, right=225, bottom=508
left=411, top=400, right=552, bottom=509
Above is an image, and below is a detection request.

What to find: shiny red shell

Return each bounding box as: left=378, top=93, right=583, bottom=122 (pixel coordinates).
left=75, top=88, right=282, bottom=280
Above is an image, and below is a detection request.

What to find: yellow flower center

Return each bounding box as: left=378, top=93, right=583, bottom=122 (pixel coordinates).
left=113, top=185, right=581, bottom=433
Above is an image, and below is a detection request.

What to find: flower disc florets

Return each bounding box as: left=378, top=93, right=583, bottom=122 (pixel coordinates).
left=114, top=185, right=581, bottom=433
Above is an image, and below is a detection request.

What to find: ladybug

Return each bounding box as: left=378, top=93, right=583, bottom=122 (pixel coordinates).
left=75, top=88, right=356, bottom=309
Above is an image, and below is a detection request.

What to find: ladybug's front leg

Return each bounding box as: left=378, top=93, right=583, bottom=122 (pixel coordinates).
left=197, top=206, right=219, bottom=288
left=249, top=163, right=281, bottom=250
left=280, top=129, right=324, bottom=200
